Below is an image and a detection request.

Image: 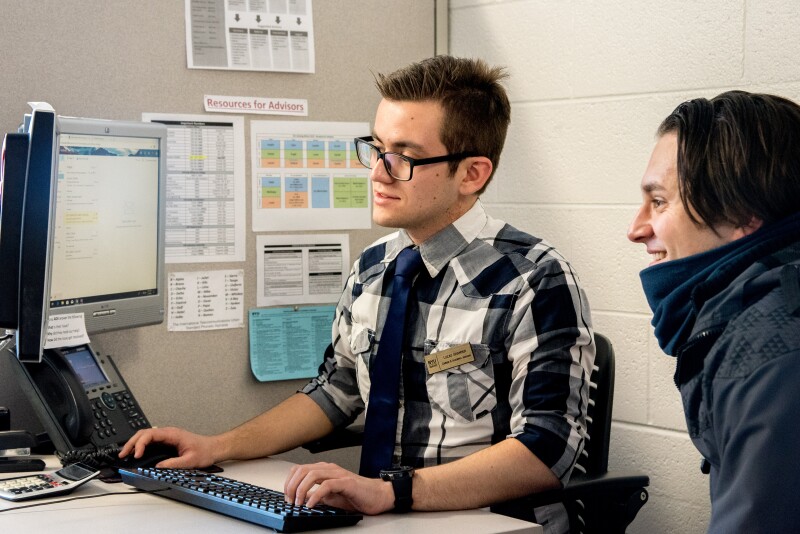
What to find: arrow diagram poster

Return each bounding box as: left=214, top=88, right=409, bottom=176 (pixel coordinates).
left=186, top=0, right=316, bottom=73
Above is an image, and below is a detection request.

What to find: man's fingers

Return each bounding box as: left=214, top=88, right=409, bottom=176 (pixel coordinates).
left=119, top=430, right=151, bottom=457
left=120, top=427, right=175, bottom=458
left=284, top=463, right=347, bottom=505
left=154, top=455, right=193, bottom=469
left=305, top=478, right=348, bottom=508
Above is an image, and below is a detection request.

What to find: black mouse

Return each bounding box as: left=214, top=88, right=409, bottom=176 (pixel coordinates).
left=115, top=442, right=179, bottom=469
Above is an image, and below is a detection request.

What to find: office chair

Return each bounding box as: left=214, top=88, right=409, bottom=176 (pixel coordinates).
left=489, top=333, right=649, bottom=533
left=303, top=333, right=649, bottom=534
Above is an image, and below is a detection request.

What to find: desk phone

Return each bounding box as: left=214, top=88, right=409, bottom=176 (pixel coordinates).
left=9, top=344, right=153, bottom=454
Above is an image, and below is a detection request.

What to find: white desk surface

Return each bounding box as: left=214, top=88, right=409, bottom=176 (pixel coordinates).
left=0, top=456, right=542, bottom=533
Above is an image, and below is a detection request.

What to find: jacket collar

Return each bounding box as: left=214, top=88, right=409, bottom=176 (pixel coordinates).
left=690, top=212, right=800, bottom=332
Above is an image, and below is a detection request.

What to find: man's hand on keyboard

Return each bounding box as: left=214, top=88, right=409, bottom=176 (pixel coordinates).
left=284, top=462, right=395, bottom=515
left=119, top=427, right=218, bottom=469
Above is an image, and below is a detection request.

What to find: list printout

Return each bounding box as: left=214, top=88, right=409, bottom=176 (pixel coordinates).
left=186, top=0, right=315, bottom=73
left=249, top=305, right=334, bottom=381
left=143, top=113, right=246, bottom=263
left=251, top=120, right=371, bottom=232
left=256, top=234, right=348, bottom=307
left=168, top=269, right=244, bottom=331
left=44, top=313, right=91, bottom=350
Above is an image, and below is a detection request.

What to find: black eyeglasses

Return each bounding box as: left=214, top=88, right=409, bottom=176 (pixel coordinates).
left=353, top=136, right=479, bottom=181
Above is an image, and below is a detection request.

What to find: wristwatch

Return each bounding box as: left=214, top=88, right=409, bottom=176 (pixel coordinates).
left=379, top=466, right=414, bottom=513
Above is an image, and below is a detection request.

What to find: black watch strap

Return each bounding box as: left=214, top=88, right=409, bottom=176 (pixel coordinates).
left=380, top=466, right=414, bottom=513
left=390, top=473, right=413, bottom=513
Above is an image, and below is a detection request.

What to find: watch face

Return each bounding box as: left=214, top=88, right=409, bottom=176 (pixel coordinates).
left=380, top=466, right=414, bottom=479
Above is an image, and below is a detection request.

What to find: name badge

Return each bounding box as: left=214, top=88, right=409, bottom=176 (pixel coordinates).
left=425, top=343, right=475, bottom=374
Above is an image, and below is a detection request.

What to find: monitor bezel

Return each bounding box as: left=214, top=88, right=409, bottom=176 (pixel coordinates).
left=0, top=133, right=30, bottom=329
left=16, top=109, right=58, bottom=362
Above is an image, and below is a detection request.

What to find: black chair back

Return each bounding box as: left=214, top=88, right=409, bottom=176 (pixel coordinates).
left=577, top=332, right=614, bottom=478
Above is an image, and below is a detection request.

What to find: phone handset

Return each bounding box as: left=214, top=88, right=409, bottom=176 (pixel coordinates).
left=29, top=351, right=94, bottom=444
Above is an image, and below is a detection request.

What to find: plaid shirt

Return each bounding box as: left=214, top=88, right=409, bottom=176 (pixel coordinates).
left=303, top=201, right=594, bottom=499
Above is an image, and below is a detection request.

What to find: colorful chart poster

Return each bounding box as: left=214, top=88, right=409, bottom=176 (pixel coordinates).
left=250, top=120, right=371, bottom=231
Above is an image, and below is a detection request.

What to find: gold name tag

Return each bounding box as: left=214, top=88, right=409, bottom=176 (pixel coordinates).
left=425, top=343, right=475, bottom=374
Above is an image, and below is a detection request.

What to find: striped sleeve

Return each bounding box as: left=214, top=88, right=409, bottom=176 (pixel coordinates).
left=506, top=252, right=594, bottom=481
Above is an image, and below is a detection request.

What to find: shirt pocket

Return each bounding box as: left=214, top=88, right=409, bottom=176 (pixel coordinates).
left=350, top=323, right=376, bottom=404
left=424, top=341, right=497, bottom=424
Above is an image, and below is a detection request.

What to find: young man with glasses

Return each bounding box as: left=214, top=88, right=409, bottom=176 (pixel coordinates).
left=121, top=56, right=594, bottom=532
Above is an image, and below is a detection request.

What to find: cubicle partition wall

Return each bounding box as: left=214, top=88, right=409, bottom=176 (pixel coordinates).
left=0, top=0, right=436, bottom=471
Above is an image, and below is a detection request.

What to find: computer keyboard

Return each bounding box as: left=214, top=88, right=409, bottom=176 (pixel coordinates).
left=119, top=467, right=363, bottom=532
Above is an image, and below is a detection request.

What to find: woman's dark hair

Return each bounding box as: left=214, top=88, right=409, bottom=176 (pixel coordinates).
left=658, top=90, right=800, bottom=228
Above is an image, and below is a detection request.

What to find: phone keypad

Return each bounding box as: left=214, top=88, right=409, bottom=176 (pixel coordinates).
left=92, top=400, right=118, bottom=439
left=89, top=390, right=150, bottom=445
left=114, top=392, right=149, bottom=430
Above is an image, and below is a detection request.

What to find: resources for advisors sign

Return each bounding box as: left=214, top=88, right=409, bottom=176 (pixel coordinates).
left=204, top=94, right=308, bottom=116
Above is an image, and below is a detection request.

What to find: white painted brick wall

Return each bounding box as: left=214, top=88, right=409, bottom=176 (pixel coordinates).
left=450, top=0, right=800, bottom=531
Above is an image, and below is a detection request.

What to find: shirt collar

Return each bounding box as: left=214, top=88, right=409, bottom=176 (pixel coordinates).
left=384, top=200, right=488, bottom=278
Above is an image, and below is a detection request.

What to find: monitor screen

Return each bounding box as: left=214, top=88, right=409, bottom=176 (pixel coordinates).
left=46, top=117, right=167, bottom=335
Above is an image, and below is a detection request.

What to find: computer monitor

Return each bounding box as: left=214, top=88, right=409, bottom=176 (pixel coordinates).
left=14, top=111, right=167, bottom=362
left=48, top=117, right=168, bottom=335
left=0, top=133, right=30, bottom=329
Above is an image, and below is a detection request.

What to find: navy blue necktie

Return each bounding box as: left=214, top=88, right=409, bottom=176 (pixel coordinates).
left=359, top=247, right=423, bottom=478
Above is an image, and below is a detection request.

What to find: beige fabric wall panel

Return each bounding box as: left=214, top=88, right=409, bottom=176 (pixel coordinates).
left=0, top=0, right=435, bottom=470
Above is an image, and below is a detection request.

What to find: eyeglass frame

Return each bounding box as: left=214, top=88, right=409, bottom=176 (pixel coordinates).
left=353, top=136, right=480, bottom=181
